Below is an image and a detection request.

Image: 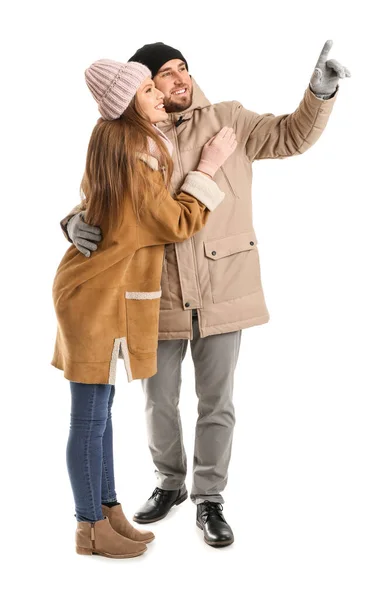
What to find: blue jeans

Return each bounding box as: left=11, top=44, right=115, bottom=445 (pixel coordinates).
left=67, top=383, right=117, bottom=522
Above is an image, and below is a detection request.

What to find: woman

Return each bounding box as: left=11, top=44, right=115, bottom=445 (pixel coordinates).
left=52, top=59, right=236, bottom=559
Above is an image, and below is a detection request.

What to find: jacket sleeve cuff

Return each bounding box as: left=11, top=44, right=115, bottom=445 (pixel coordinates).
left=180, top=171, right=225, bottom=211
left=309, top=84, right=339, bottom=101
left=60, top=217, right=73, bottom=242
left=306, top=84, right=339, bottom=107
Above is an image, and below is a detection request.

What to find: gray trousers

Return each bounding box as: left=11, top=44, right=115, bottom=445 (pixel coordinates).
left=141, top=315, right=242, bottom=504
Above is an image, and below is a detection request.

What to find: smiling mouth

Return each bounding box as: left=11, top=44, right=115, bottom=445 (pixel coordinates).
left=155, top=103, right=165, bottom=110
left=171, top=87, right=187, bottom=96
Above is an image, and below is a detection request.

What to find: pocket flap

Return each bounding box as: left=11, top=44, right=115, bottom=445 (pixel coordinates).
left=204, top=231, right=257, bottom=261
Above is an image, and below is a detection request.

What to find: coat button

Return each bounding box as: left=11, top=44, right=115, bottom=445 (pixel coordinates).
left=250, top=241, right=254, bottom=246
left=185, top=302, right=190, bottom=308
left=211, top=250, right=217, bottom=256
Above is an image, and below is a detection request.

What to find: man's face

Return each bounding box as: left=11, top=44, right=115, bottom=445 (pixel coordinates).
left=153, top=59, right=193, bottom=113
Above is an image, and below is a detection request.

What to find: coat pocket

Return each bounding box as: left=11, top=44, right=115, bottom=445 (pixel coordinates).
left=220, top=166, right=237, bottom=198
left=204, top=231, right=262, bottom=304
left=125, top=290, right=161, bottom=355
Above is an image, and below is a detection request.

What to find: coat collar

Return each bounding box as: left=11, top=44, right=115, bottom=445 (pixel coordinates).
left=136, top=153, right=159, bottom=171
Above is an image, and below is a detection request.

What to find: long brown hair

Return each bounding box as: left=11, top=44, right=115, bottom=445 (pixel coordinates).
left=81, top=97, right=173, bottom=230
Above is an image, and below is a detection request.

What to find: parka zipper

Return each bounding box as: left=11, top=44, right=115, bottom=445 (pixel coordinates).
left=172, top=115, right=203, bottom=324
left=172, top=116, right=185, bottom=182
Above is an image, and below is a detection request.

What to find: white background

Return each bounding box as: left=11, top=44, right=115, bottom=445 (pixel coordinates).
left=2, top=1, right=377, bottom=598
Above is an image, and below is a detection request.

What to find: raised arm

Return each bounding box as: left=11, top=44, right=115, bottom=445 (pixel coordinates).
left=235, top=40, right=350, bottom=162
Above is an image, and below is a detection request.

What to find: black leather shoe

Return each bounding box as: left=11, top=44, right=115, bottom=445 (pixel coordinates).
left=133, top=487, right=188, bottom=524
left=196, top=501, right=234, bottom=547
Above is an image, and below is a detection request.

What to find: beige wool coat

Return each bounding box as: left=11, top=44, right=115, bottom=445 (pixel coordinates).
left=53, top=161, right=224, bottom=384
left=61, top=80, right=337, bottom=340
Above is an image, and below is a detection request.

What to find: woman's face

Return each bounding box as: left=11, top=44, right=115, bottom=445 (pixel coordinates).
left=136, top=77, right=167, bottom=123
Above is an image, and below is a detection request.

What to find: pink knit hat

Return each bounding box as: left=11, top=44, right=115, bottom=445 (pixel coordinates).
left=85, top=59, right=151, bottom=120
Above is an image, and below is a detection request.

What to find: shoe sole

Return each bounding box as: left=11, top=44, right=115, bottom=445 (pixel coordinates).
left=196, top=521, right=234, bottom=547
left=133, top=491, right=188, bottom=524
left=76, top=546, right=147, bottom=558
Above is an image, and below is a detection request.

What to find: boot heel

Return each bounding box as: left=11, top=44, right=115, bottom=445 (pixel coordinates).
left=76, top=546, right=93, bottom=555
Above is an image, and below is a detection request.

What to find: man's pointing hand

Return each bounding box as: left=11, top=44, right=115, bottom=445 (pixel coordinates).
left=310, top=40, right=351, bottom=99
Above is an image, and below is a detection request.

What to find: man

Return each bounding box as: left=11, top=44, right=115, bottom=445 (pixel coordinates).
left=61, top=41, right=350, bottom=547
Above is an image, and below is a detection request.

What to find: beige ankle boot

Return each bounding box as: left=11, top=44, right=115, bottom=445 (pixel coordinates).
left=102, top=503, right=155, bottom=544
left=76, top=517, right=147, bottom=558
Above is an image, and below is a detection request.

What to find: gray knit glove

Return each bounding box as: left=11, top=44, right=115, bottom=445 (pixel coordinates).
left=67, top=212, right=102, bottom=258
left=310, top=40, right=351, bottom=99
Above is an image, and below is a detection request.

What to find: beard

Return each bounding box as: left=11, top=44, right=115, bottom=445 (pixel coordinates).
left=163, top=88, right=194, bottom=113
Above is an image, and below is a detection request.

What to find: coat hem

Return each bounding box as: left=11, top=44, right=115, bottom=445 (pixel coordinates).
left=51, top=349, right=157, bottom=384
left=157, top=313, right=270, bottom=340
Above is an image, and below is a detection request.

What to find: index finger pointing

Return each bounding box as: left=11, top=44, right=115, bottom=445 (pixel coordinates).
left=316, top=39, right=333, bottom=65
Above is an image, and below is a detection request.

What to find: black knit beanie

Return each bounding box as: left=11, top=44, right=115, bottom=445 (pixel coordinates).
left=128, top=42, right=189, bottom=78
